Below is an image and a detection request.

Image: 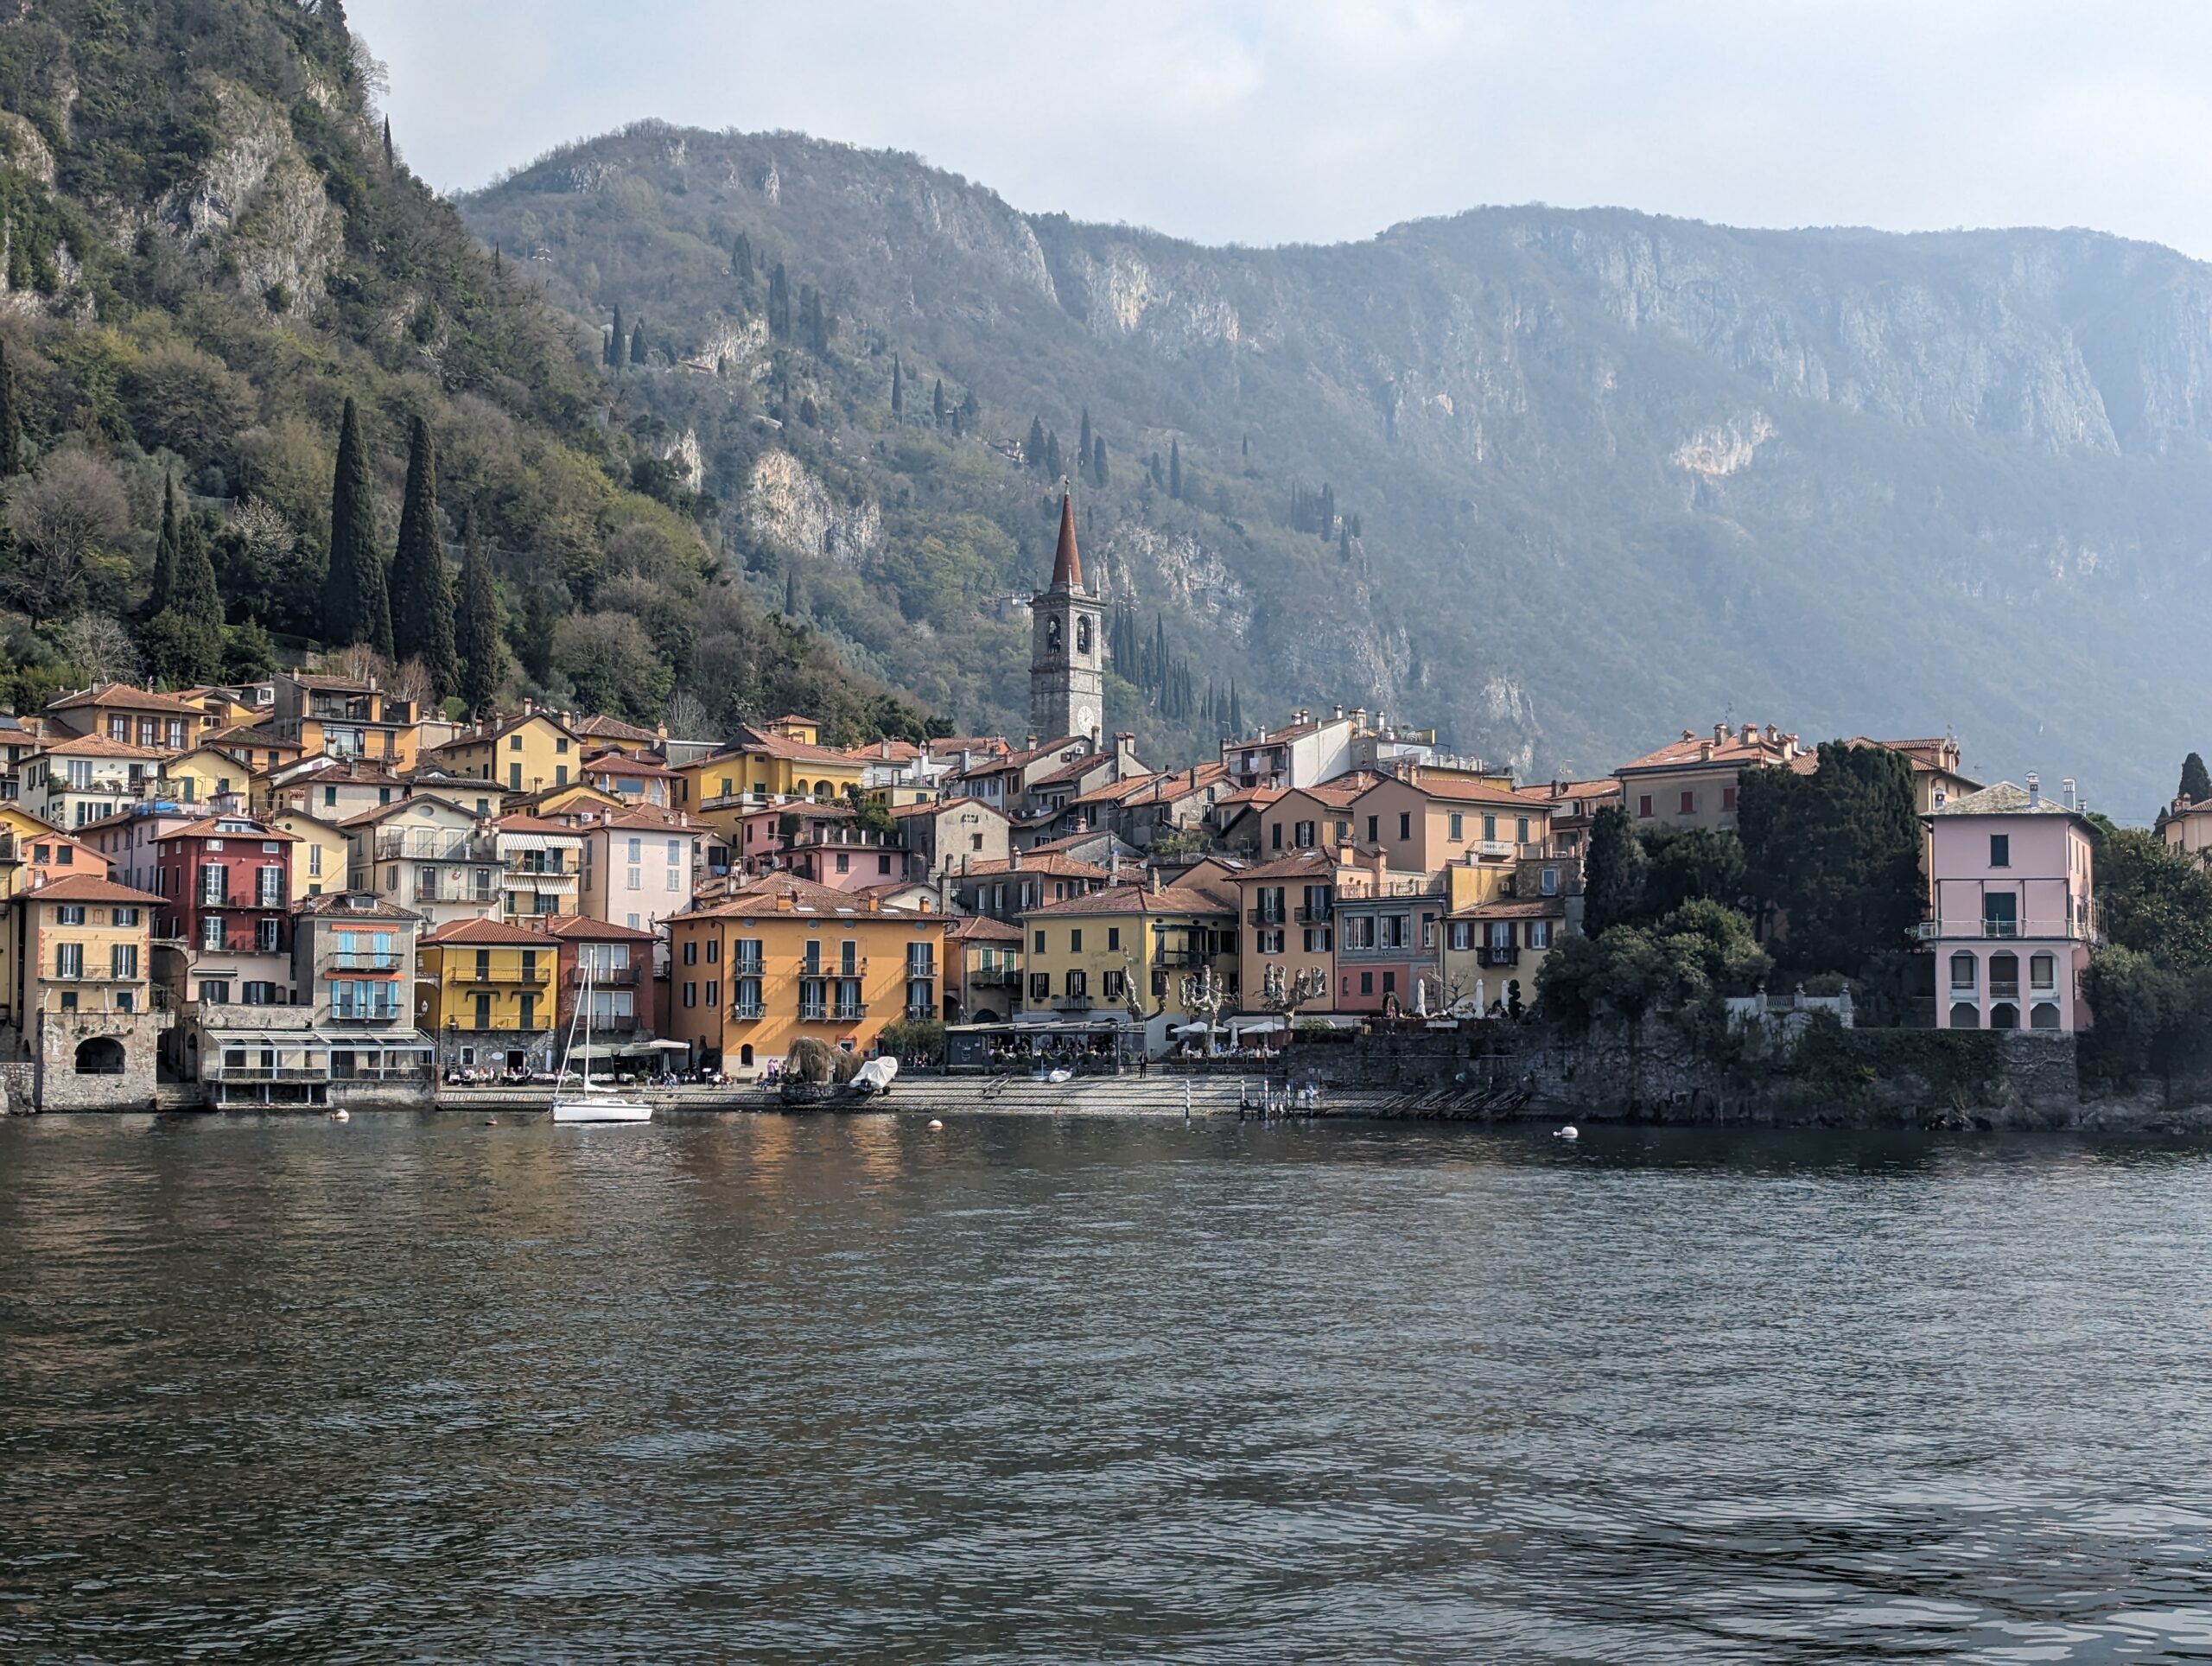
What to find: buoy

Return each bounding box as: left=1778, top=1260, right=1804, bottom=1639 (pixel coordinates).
left=483, top=1118, right=499, bottom=1126
left=1554, top=1124, right=1578, bottom=1141
left=927, top=1118, right=943, bottom=1130
left=329, top=1109, right=350, bottom=1122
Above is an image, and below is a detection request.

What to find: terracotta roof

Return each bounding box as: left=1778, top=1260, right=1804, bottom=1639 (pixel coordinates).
left=151, top=816, right=298, bottom=843
left=431, top=709, right=581, bottom=753
left=1618, top=729, right=1798, bottom=775
left=39, top=734, right=164, bottom=760
left=285, top=672, right=376, bottom=692
left=1024, top=879, right=1237, bottom=919
left=709, top=728, right=859, bottom=766
left=1217, top=785, right=1284, bottom=808
left=957, top=853, right=1107, bottom=880
left=947, top=913, right=1024, bottom=942
left=45, top=683, right=207, bottom=716
left=1449, top=899, right=1566, bottom=920
left=422, top=918, right=557, bottom=946
left=335, top=796, right=474, bottom=830
left=26, top=874, right=163, bottom=906
left=1029, top=753, right=1116, bottom=789
left=889, top=796, right=1004, bottom=821
left=495, top=815, right=585, bottom=837
left=1366, top=774, right=1553, bottom=810
left=934, top=736, right=1011, bottom=756
left=204, top=723, right=304, bottom=751
left=586, top=750, right=677, bottom=778
left=538, top=912, right=658, bottom=942
left=684, top=869, right=936, bottom=919
left=1234, top=849, right=1343, bottom=882
left=589, top=810, right=703, bottom=834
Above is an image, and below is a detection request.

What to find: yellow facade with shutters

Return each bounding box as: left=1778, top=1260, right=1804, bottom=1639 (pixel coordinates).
left=414, top=937, right=556, bottom=1037
left=435, top=715, right=583, bottom=798
left=269, top=810, right=352, bottom=903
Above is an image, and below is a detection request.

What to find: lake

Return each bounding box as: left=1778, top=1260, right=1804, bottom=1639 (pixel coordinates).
left=3, top=1111, right=2210, bottom=1663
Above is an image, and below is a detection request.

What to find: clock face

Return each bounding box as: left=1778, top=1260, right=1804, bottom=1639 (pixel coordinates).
left=1076, top=703, right=1097, bottom=737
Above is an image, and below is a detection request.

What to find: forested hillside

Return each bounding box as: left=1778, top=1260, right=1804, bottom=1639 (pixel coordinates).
left=465, top=122, right=2212, bottom=815
left=0, top=3, right=928, bottom=744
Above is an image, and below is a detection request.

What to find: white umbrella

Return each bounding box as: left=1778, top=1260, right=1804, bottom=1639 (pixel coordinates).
left=642, top=1039, right=690, bottom=1052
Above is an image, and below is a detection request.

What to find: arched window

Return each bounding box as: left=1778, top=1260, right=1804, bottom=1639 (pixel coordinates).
left=1046, top=615, right=1063, bottom=653
left=2030, top=953, right=2056, bottom=992
left=1989, top=1002, right=2019, bottom=1030
left=740, top=1044, right=754, bottom=1067
left=1949, top=1002, right=1981, bottom=1029
left=1076, top=615, right=1093, bottom=657
left=74, top=1036, right=125, bottom=1076
left=1949, top=952, right=1977, bottom=993
left=2030, top=1002, right=2062, bottom=1031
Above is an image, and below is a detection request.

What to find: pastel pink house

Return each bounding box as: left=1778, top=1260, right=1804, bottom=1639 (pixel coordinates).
left=1923, top=776, right=2096, bottom=1032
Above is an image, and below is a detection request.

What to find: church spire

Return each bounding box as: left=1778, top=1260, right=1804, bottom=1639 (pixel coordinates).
left=1050, top=489, right=1083, bottom=590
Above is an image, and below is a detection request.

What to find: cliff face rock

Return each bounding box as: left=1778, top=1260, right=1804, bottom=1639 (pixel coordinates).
left=464, top=126, right=2212, bottom=813
left=746, top=451, right=880, bottom=565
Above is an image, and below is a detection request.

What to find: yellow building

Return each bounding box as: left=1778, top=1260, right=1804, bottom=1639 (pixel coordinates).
left=1020, top=868, right=1242, bottom=1021
left=431, top=709, right=585, bottom=796
left=675, top=724, right=866, bottom=831
left=666, top=871, right=943, bottom=1078
left=159, top=745, right=257, bottom=808
left=204, top=724, right=305, bottom=777
left=1616, top=722, right=1804, bottom=833
left=268, top=809, right=353, bottom=902
left=6, top=872, right=160, bottom=1028
left=41, top=683, right=215, bottom=754
left=414, top=917, right=556, bottom=1070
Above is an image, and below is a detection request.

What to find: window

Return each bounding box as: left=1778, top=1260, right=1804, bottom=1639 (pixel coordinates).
left=199, top=978, right=232, bottom=1004
left=1033, top=929, right=1046, bottom=953
left=1366, top=816, right=1378, bottom=843
left=55, top=905, right=85, bottom=925
left=1294, top=820, right=1315, bottom=848
left=1271, top=822, right=1283, bottom=851
left=256, top=919, right=280, bottom=954
left=2031, top=953, right=2056, bottom=991
left=1529, top=920, right=1552, bottom=950
left=510, top=734, right=524, bottom=752
left=1303, top=926, right=1332, bottom=953
left=1990, top=834, right=2011, bottom=868
left=1516, top=817, right=1531, bottom=843
left=1983, top=893, right=2018, bottom=938
left=705, top=981, right=717, bottom=1007
left=1449, top=812, right=1463, bottom=841
left=1949, top=952, right=1977, bottom=993
left=200, top=916, right=226, bottom=952
left=112, top=907, right=139, bottom=926
left=1029, top=972, right=1051, bottom=1002
left=1065, top=970, right=1088, bottom=999
left=1360, top=971, right=1374, bottom=995
left=1637, top=795, right=1653, bottom=818
left=1721, top=787, right=1737, bottom=812
left=1949, top=1002, right=1980, bottom=1029
left=242, top=981, right=277, bottom=1006
left=1451, top=921, right=1473, bottom=951
left=1257, top=929, right=1285, bottom=955
left=308, top=846, right=321, bottom=877
left=1398, top=812, right=1411, bottom=841
left=683, top=982, right=697, bottom=1008
left=1540, top=868, right=1559, bottom=896
left=1107, top=927, right=1121, bottom=951
left=1070, top=929, right=1083, bottom=953
left=1679, top=791, right=1696, bottom=815
left=1103, top=970, right=1126, bottom=1001
left=682, top=939, right=697, bottom=965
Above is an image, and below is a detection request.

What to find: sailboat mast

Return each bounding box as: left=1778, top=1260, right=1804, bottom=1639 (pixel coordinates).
left=580, top=955, right=592, bottom=1093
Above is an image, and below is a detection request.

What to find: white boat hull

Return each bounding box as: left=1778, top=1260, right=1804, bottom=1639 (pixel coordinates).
left=550, top=1097, right=654, bottom=1124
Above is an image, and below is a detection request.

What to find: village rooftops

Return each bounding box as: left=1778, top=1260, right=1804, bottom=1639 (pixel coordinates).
left=572, top=714, right=663, bottom=744
left=1925, top=780, right=2086, bottom=819
left=537, top=913, right=659, bottom=943
left=23, top=873, right=164, bottom=906
left=45, top=682, right=209, bottom=716
left=957, top=852, right=1108, bottom=880
left=683, top=869, right=936, bottom=919
left=946, top=913, right=1024, bottom=942
left=421, top=917, right=560, bottom=947
left=292, top=891, right=422, bottom=922
left=37, top=734, right=166, bottom=760
left=1021, top=878, right=1241, bottom=919
left=1618, top=723, right=1802, bottom=774
left=150, top=816, right=299, bottom=843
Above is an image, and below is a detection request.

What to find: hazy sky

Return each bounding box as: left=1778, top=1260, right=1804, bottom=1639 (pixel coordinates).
left=353, top=1, right=2212, bottom=258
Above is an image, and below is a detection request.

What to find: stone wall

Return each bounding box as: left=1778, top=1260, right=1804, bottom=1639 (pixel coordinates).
left=0, top=1060, right=33, bottom=1115
left=33, top=1011, right=167, bottom=1111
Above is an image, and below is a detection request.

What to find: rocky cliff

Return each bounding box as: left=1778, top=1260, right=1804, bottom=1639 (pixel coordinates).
left=464, top=124, right=2212, bottom=811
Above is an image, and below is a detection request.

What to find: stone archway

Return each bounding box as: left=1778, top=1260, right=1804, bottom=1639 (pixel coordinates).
left=74, top=1036, right=126, bottom=1076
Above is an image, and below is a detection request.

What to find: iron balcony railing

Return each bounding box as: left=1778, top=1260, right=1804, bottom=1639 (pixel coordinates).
left=1915, top=919, right=2098, bottom=942
left=731, top=1002, right=766, bottom=1021
left=1477, top=947, right=1520, bottom=967
left=969, top=966, right=1020, bottom=987
left=448, top=967, right=552, bottom=984
left=328, top=1008, right=404, bottom=1026
left=377, top=833, right=497, bottom=862
left=1294, top=904, right=1332, bottom=923
left=323, top=951, right=403, bottom=972
left=1248, top=907, right=1287, bottom=927
left=569, top=966, right=641, bottom=988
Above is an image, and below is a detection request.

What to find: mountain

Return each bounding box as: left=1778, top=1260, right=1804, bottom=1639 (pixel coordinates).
left=461, top=120, right=2212, bottom=817
left=0, top=4, right=923, bottom=746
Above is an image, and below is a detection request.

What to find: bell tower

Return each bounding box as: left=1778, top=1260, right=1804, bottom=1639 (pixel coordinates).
left=1031, top=491, right=1105, bottom=746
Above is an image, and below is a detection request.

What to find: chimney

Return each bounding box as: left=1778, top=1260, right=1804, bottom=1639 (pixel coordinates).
left=1713, top=722, right=1727, bottom=744
left=1025, top=734, right=1038, bottom=752
left=1699, top=741, right=1714, bottom=762
left=1150, top=866, right=1163, bottom=895
left=2062, top=778, right=2077, bottom=810
left=1009, top=848, right=1022, bottom=871
left=2026, top=771, right=2041, bottom=807
left=961, top=748, right=973, bottom=774
left=1109, top=850, right=1121, bottom=883
left=1333, top=704, right=1344, bottom=721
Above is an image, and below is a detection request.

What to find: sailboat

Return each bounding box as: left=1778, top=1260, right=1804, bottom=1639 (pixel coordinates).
left=550, top=955, right=653, bottom=1124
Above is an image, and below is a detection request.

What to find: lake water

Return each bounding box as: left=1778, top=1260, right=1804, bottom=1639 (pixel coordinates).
left=3, top=1112, right=2211, bottom=1663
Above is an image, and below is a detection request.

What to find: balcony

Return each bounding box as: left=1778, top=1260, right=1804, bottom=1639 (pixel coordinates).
left=798, top=959, right=867, bottom=980
left=207, top=1065, right=327, bottom=1083
left=1294, top=904, right=1332, bottom=923
left=969, top=966, right=1020, bottom=987
left=731, top=1002, right=766, bottom=1021
left=323, top=951, right=403, bottom=972
left=504, top=871, right=577, bottom=891
left=1054, top=995, right=1093, bottom=1012
left=1472, top=839, right=1517, bottom=858
left=448, top=967, right=552, bottom=985
left=328, top=1008, right=404, bottom=1027
left=832, top=1003, right=868, bottom=1022
left=377, top=833, right=495, bottom=862
left=797, top=1004, right=830, bottom=1022
left=1914, top=918, right=2098, bottom=943
left=1477, top=947, right=1520, bottom=967
left=732, top=957, right=765, bottom=976
left=50, top=968, right=144, bottom=982
left=904, top=960, right=937, bottom=980
left=569, top=965, right=641, bottom=988
left=412, top=880, right=501, bottom=905
left=1990, top=980, right=2022, bottom=1001
left=1152, top=948, right=1207, bottom=969
left=1247, top=908, right=1287, bottom=927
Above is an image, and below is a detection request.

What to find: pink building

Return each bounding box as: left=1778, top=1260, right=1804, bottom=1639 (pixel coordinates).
left=1924, top=777, right=2096, bottom=1032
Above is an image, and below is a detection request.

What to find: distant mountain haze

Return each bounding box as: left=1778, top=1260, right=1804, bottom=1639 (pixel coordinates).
left=463, top=124, right=2212, bottom=817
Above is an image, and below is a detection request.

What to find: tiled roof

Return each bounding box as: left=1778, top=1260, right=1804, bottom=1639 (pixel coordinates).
left=889, top=796, right=1003, bottom=820
left=586, top=750, right=677, bottom=778
left=205, top=723, right=303, bottom=750
left=45, top=683, right=207, bottom=715
left=422, top=918, right=556, bottom=946
left=495, top=814, right=586, bottom=837
left=1617, top=729, right=1798, bottom=774
left=1283, top=770, right=1385, bottom=808
left=573, top=714, right=661, bottom=743
left=1448, top=898, right=1565, bottom=920
left=292, top=892, right=421, bottom=921
left=684, top=869, right=935, bottom=919
left=1023, top=880, right=1238, bottom=919
left=1234, top=848, right=1343, bottom=882
left=1926, top=782, right=2082, bottom=818
left=26, top=874, right=163, bottom=905
left=957, top=852, right=1107, bottom=880
left=947, top=912, right=1024, bottom=941
left=539, top=913, right=659, bottom=942
left=40, top=734, right=165, bottom=760
left=151, top=816, right=298, bottom=843
left=335, top=796, right=474, bottom=830
left=709, top=728, right=860, bottom=766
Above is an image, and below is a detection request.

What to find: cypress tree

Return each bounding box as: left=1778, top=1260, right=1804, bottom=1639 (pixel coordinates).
left=2182, top=753, right=2211, bottom=804
left=769, top=264, right=790, bottom=340
left=0, top=337, right=22, bottom=478
left=1169, top=439, right=1181, bottom=500
left=1583, top=804, right=1649, bottom=938
left=390, top=414, right=457, bottom=699
left=382, top=116, right=393, bottom=169
left=455, top=509, right=499, bottom=715
left=733, top=232, right=752, bottom=274
left=890, top=355, right=904, bottom=420
left=629, top=320, right=646, bottom=366
left=1229, top=682, right=1243, bottom=736
left=1027, top=416, right=1047, bottom=473
left=608, top=305, right=624, bottom=369
left=1339, top=524, right=1352, bottom=563
left=932, top=378, right=946, bottom=428
left=1090, top=436, right=1108, bottom=488
left=958, top=390, right=978, bottom=434
left=325, top=397, right=391, bottom=658
left=785, top=569, right=798, bottom=616
left=1044, top=429, right=1062, bottom=480
left=1079, top=407, right=1093, bottom=461
left=147, top=473, right=181, bottom=619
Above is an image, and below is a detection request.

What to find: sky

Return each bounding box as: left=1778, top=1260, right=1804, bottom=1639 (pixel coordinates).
left=351, top=0, right=2212, bottom=258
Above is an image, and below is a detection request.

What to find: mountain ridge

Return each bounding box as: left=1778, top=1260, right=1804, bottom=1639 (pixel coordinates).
left=463, top=120, right=2212, bottom=817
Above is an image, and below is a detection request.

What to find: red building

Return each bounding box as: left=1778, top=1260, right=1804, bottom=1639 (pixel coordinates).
left=542, top=914, right=658, bottom=1040
left=152, top=814, right=297, bottom=973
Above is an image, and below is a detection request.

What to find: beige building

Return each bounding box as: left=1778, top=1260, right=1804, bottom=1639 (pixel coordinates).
left=1616, top=722, right=1803, bottom=833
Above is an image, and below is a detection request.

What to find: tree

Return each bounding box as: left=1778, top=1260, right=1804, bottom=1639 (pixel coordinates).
left=4, top=449, right=129, bottom=620
left=1169, top=438, right=1182, bottom=499
left=390, top=415, right=457, bottom=699
left=2182, top=753, right=2211, bottom=804
left=629, top=320, right=646, bottom=366
left=768, top=264, right=790, bottom=340
left=1582, top=803, right=1647, bottom=937
left=455, top=509, right=500, bottom=715
left=1027, top=416, right=1047, bottom=473
left=1638, top=824, right=1747, bottom=919
left=324, top=397, right=392, bottom=658
left=890, top=355, right=904, bottom=420
left=0, top=337, right=24, bottom=479
left=146, top=473, right=182, bottom=620
left=1090, top=435, right=1108, bottom=489
left=784, top=569, right=799, bottom=615
left=607, top=304, right=624, bottom=369
left=1079, top=406, right=1092, bottom=461
left=1736, top=743, right=1923, bottom=972
left=932, top=378, right=946, bottom=428
left=381, top=115, right=393, bottom=168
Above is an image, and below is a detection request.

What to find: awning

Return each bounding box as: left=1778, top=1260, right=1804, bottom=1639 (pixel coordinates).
left=499, top=832, right=552, bottom=850
left=641, top=1039, right=690, bottom=1052
left=564, top=1045, right=617, bottom=1061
